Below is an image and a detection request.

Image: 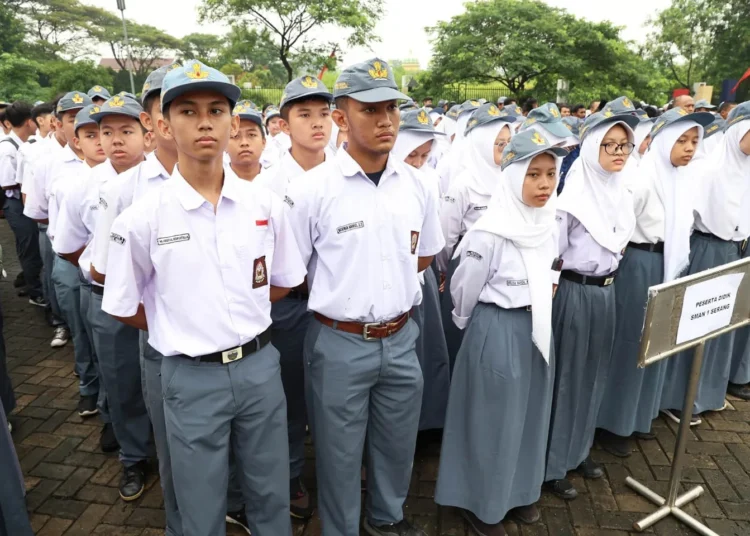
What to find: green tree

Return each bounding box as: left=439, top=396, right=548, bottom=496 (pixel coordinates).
left=0, top=53, right=47, bottom=102
left=702, top=0, right=750, bottom=85
left=200, top=0, right=385, bottom=81
left=0, top=2, right=25, bottom=54
left=217, top=24, right=287, bottom=84
left=41, top=60, right=114, bottom=96
left=179, top=33, right=224, bottom=66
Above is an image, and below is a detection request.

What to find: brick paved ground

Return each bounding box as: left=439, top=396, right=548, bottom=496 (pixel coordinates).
left=3, top=222, right=750, bottom=536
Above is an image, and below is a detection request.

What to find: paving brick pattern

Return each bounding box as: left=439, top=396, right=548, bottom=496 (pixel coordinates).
left=3, top=223, right=750, bottom=535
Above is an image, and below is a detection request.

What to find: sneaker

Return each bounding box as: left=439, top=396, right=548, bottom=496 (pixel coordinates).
left=50, top=327, right=70, bottom=348
left=226, top=510, right=251, bottom=534
left=458, top=509, right=506, bottom=536
left=77, top=395, right=99, bottom=417
left=363, top=518, right=427, bottom=536
left=508, top=503, right=540, bottom=524
left=597, top=429, right=632, bottom=458
left=28, top=296, right=48, bottom=307
left=727, top=383, right=750, bottom=401
left=100, top=423, right=119, bottom=453
left=576, top=456, right=604, bottom=479
left=119, top=461, right=147, bottom=501
left=661, top=409, right=701, bottom=426
left=289, top=476, right=314, bottom=520
left=545, top=478, right=577, bottom=500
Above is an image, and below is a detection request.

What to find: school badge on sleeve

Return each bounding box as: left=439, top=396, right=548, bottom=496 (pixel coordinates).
left=410, top=231, right=420, bottom=255
left=253, top=256, right=268, bottom=288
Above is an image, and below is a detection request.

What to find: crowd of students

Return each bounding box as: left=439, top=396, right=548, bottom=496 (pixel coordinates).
left=0, top=57, right=748, bottom=536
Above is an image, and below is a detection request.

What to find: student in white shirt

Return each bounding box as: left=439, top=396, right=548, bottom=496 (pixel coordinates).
left=102, top=60, right=305, bottom=536
left=285, top=58, right=444, bottom=536
left=227, top=101, right=265, bottom=182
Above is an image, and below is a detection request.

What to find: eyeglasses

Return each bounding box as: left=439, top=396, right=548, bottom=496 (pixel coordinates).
left=600, top=142, right=635, bottom=155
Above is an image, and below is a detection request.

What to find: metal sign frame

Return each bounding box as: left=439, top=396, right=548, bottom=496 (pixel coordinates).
left=626, top=257, right=750, bottom=536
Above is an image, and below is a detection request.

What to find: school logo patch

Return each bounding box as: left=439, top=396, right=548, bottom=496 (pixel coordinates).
left=283, top=195, right=294, bottom=208
left=186, top=63, right=209, bottom=80
left=336, top=221, right=364, bottom=234
left=487, top=105, right=499, bottom=116
left=253, top=256, right=268, bottom=288
left=466, top=250, right=483, bottom=261
left=301, top=76, right=319, bottom=89
left=622, top=98, right=632, bottom=109
left=109, top=96, right=125, bottom=108
left=110, top=232, right=126, bottom=245
left=72, top=93, right=84, bottom=104
left=417, top=110, right=429, bottom=125
left=157, top=234, right=190, bottom=246
left=531, top=132, right=547, bottom=146
left=550, top=106, right=560, bottom=118
left=368, top=61, right=389, bottom=80
left=410, top=231, right=419, bottom=255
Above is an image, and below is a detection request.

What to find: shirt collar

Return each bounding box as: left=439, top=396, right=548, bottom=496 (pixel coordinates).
left=61, top=144, right=82, bottom=163
left=142, top=151, right=170, bottom=181
left=8, top=131, right=22, bottom=146
left=172, top=164, right=243, bottom=211
left=336, top=148, right=401, bottom=182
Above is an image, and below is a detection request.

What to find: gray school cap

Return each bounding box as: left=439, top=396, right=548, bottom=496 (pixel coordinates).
left=280, top=75, right=333, bottom=110
left=142, top=63, right=182, bottom=104
left=457, top=99, right=481, bottom=118
left=117, top=91, right=138, bottom=101
left=399, top=100, right=419, bottom=112
left=233, top=100, right=264, bottom=130
left=437, top=99, right=448, bottom=108
left=464, top=103, right=515, bottom=135
left=160, top=60, right=242, bottom=112
left=87, top=85, right=111, bottom=100
left=446, top=105, right=460, bottom=120
left=694, top=99, right=716, bottom=110
left=500, top=129, right=568, bottom=170
left=601, top=96, right=637, bottom=117
left=264, top=106, right=280, bottom=124
left=649, top=107, right=714, bottom=140
left=561, top=116, right=582, bottom=138
left=332, top=58, right=409, bottom=103
left=520, top=103, right=571, bottom=138
left=501, top=104, right=523, bottom=118
left=73, top=104, right=99, bottom=133
left=578, top=110, right=640, bottom=142
left=399, top=109, right=446, bottom=135
left=703, top=116, right=726, bottom=139
left=57, top=91, right=92, bottom=114
left=726, top=101, right=750, bottom=128
left=497, top=96, right=507, bottom=105
left=90, top=94, right=143, bottom=123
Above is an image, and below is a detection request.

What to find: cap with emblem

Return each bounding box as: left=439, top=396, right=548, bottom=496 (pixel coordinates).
left=437, top=99, right=447, bottom=108
left=279, top=75, right=333, bottom=110
left=457, top=99, right=481, bottom=118
left=501, top=104, right=523, bottom=118
left=264, top=106, right=280, bottom=125
left=446, top=105, right=460, bottom=120
left=87, top=86, right=111, bottom=100
left=117, top=91, right=138, bottom=101
left=333, top=58, right=409, bottom=103
left=601, top=96, right=637, bottom=117
left=500, top=128, right=568, bottom=170
left=90, top=94, right=144, bottom=123
left=73, top=104, right=99, bottom=133
left=399, top=109, right=446, bottom=135
left=578, top=110, right=640, bottom=142
left=703, top=116, right=726, bottom=139
left=634, top=108, right=652, bottom=123
left=497, top=96, right=507, bottom=105
left=726, top=101, right=750, bottom=128
left=464, top=102, right=515, bottom=135
left=649, top=107, right=714, bottom=141
left=694, top=99, right=716, bottom=110
left=520, top=103, right=571, bottom=139
left=141, top=63, right=182, bottom=105
left=561, top=116, right=582, bottom=138
left=233, top=100, right=264, bottom=130
left=57, top=91, right=93, bottom=114
left=399, top=100, right=419, bottom=112
left=160, top=59, right=242, bottom=112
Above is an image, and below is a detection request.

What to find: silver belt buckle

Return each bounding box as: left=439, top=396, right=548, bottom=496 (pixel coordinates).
left=221, top=346, right=244, bottom=364
left=604, top=276, right=615, bottom=286
left=362, top=323, right=380, bottom=341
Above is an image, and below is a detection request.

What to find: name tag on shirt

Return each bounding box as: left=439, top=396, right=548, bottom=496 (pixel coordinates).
left=157, top=234, right=190, bottom=246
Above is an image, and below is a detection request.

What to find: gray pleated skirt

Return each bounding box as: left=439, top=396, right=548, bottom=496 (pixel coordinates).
left=441, top=255, right=464, bottom=374
left=435, top=303, right=554, bottom=524
left=660, top=233, right=741, bottom=413
left=730, top=246, right=750, bottom=385
left=414, top=268, right=450, bottom=431
left=597, top=247, right=667, bottom=436
left=545, top=277, right=616, bottom=481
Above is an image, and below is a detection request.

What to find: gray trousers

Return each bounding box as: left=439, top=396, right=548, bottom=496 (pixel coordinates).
left=51, top=256, right=98, bottom=396
left=0, top=401, right=34, bottom=536
left=38, top=228, right=65, bottom=328
left=305, top=317, right=423, bottom=536
left=88, top=292, right=151, bottom=467
left=78, top=281, right=109, bottom=423
left=3, top=197, right=42, bottom=300
left=161, top=343, right=291, bottom=536
left=0, top=299, right=14, bottom=417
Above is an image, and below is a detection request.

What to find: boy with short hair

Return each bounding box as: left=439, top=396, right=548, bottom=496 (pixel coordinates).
left=227, top=101, right=265, bottom=181
left=102, top=60, right=305, bottom=536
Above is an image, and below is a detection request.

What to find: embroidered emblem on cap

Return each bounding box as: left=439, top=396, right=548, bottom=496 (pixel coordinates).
left=72, top=93, right=84, bottom=104
left=524, top=117, right=537, bottom=126
left=94, top=86, right=102, bottom=92
left=603, top=110, right=614, bottom=118
left=109, top=96, right=125, bottom=108
left=622, top=98, right=632, bottom=108
left=502, top=151, right=515, bottom=165
left=417, top=110, right=429, bottom=124
left=550, top=106, right=560, bottom=118
left=301, top=76, right=318, bottom=89
left=678, top=108, right=688, bottom=116
left=410, top=231, right=420, bottom=255
left=531, top=132, right=547, bottom=146
left=233, top=103, right=247, bottom=114
left=470, top=100, right=480, bottom=106
left=186, top=63, right=209, bottom=80
left=89, top=106, right=100, bottom=115
left=728, top=114, right=746, bottom=126
left=253, top=256, right=268, bottom=288
left=368, top=61, right=389, bottom=80
left=142, top=82, right=151, bottom=92
left=487, top=105, right=499, bottom=117
left=334, top=82, right=349, bottom=90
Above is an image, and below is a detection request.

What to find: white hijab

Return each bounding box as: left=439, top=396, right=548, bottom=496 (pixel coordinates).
left=637, top=121, right=704, bottom=282
left=631, top=122, right=653, bottom=162
left=392, top=130, right=436, bottom=162
left=463, top=122, right=513, bottom=196
left=458, top=154, right=559, bottom=363
left=557, top=121, right=637, bottom=253
left=328, top=122, right=340, bottom=154
left=693, top=121, right=750, bottom=239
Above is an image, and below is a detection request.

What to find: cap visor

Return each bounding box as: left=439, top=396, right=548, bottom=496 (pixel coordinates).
left=238, top=115, right=264, bottom=129
left=161, top=81, right=242, bottom=111
left=540, top=121, right=575, bottom=139
left=345, top=87, right=410, bottom=103
left=281, top=91, right=334, bottom=109
left=679, top=112, right=715, bottom=128
left=90, top=110, right=141, bottom=123
left=401, top=126, right=447, bottom=136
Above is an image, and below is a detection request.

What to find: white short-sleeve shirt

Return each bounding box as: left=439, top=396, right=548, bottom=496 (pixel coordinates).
left=284, top=149, right=445, bottom=323
left=24, top=144, right=83, bottom=223
left=101, top=165, right=307, bottom=357
left=20, top=134, right=66, bottom=197
left=0, top=132, right=22, bottom=199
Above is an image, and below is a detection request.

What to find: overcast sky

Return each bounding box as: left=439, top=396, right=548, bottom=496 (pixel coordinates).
left=83, top=0, right=672, bottom=67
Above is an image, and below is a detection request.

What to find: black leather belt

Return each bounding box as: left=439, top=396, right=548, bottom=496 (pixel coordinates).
left=694, top=230, right=748, bottom=255
left=181, top=328, right=272, bottom=364
left=286, top=289, right=309, bottom=300
left=560, top=270, right=617, bottom=287
left=628, top=241, right=664, bottom=254
left=91, top=285, right=104, bottom=296
left=510, top=305, right=532, bottom=312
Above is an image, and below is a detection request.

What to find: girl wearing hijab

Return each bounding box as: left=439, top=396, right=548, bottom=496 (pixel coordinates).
left=596, top=108, right=713, bottom=456
left=661, top=102, right=750, bottom=417
left=438, top=103, right=516, bottom=370
left=391, top=109, right=451, bottom=431
left=691, top=115, right=726, bottom=163
left=435, top=130, right=567, bottom=536
left=544, top=111, right=640, bottom=500
left=436, top=100, right=480, bottom=194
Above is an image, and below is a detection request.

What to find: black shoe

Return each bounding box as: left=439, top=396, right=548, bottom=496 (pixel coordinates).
left=226, top=510, right=251, bottom=534
left=508, top=503, right=540, bottom=524
left=119, top=461, right=146, bottom=501
left=634, top=431, right=656, bottom=440
left=459, top=509, right=507, bottom=536
left=77, top=395, right=99, bottom=417
left=13, top=272, right=25, bottom=288
left=100, top=423, right=119, bottom=453
left=660, top=409, right=701, bottom=426
left=289, top=476, right=314, bottom=520
left=727, top=382, right=750, bottom=400
left=576, top=456, right=604, bottom=479
left=363, top=518, right=427, bottom=536
left=17, top=289, right=28, bottom=297
left=28, top=296, right=48, bottom=307
left=545, top=479, right=577, bottom=500
left=597, top=429, right=632, bottom=458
